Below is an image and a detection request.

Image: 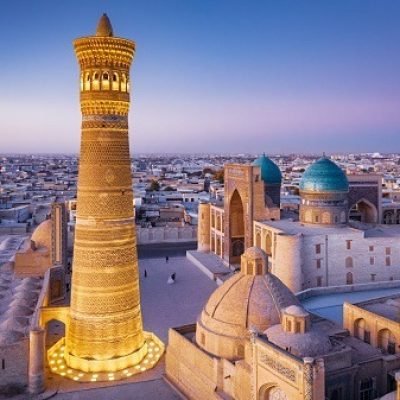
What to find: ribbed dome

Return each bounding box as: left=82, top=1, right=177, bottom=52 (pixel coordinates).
left=253, top=154, right=282, bottom=184
left=196, top=247, right=301, bottom=360
left=300, top=157, right=348, bottom=192
left=31, top=220, right=52, bottom=250
left=200, top=272, right=300, bottom=336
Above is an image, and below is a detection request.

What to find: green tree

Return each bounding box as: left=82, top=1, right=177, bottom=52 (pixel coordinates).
left=213, top=169, right=224, bottom=184
left=148, top=179, right=160, bottom=191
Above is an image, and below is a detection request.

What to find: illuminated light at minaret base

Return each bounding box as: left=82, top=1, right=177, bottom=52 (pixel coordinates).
left=47, top=14, right=164, bottom=380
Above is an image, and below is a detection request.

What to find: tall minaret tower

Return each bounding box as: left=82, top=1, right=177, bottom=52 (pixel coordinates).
left=63, top=14, right=152, bottom=373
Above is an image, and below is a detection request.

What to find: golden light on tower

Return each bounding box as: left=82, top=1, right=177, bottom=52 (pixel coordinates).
left=47, top=14, right=163, bottom=380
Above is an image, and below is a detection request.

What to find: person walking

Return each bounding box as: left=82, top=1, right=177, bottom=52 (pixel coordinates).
left=144, top=269, right=147, bottom=278
left=166, top=256, right=169, bottom=263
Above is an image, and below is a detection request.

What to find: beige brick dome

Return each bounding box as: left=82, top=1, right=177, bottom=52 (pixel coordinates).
left=31, top=219, right=52, bottom=250
left=196, top=247, right=300, bottom=360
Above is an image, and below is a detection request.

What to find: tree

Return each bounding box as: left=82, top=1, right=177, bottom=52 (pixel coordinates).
left=203, top=167, right=214, bottom=176
left=148, top=179, right=160, bottom=191
left=213, top=169, right=224, bottom=184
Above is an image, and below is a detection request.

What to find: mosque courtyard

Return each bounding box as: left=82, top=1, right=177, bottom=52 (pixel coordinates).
left=37, top=256, right=217, bottom=400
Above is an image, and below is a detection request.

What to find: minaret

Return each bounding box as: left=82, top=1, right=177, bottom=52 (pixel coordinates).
left=63, top=14, right=151, bottom=373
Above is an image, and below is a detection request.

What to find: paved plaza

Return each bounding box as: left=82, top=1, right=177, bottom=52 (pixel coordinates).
left=139, top=256, right=217, bottom=342
left=43, top=255, right=217, bottom=400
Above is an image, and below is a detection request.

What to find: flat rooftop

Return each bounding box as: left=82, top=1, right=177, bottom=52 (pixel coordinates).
left=259, top=219, right=400, bottom=238
left=259, top=219, right=362, bottom=236
left=353, top=295, right=400, bottom=323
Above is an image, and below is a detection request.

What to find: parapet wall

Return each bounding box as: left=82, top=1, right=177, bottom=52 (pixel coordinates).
left=166, top=326, right=218, bottom=400
left=296, top=280, right=400, bottom=301
left=137, top=226, right=196, bottom=244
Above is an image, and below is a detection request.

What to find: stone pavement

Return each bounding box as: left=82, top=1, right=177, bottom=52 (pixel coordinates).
left=47, top=377, right=181, bottom=400
left=43, top=256, right=217, bottom=399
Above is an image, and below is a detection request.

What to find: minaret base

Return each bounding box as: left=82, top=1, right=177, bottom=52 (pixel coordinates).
left=47, top=332, right=164, bottom=382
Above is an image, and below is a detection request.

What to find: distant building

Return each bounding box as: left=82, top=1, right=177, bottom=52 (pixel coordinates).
left=197, top=156, right=400, bottom=293
left=167, top=247, right=400, bottom=400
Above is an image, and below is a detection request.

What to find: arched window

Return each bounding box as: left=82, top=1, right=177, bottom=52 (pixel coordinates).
left=102, top=72, right=110, bottom=90
left=84, top=72, right=90, bottom=91
left=354, top=318, right=365, bottom=340
left=345, top=257, right=353, bottom=268
left=255, top=232, right=261, bottom=248
left=121, top=73, right=127, bottom=92
left=112, top=72, right=119, bottom=91
left=346, top=272, right=353, bottom=285
left=265, top=234, right=272, bottom=256
left=80, top=73, right=84, bottom=91
left=92, top=72, right=100, bottom=90
left=216, top=237, right=221, bottom=256
left=322, top=212, right=331, bottom=224
left=378, top=328, right=396, bottom=354
left=200, top=333, right=205, bottom=345
left=267, top=387, right=288, bottom=400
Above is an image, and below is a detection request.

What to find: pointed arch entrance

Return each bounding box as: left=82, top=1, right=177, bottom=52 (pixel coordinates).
left=349, top=198, right=378, bottom=224
left=229, top=190, right=245, bottom=264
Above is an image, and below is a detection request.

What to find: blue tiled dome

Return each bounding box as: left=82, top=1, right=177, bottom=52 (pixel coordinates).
left=300, top=157, right=348, bottom=192
left=253, top=154, right=282, bottom=184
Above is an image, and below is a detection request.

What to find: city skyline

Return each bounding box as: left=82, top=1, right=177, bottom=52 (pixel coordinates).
left=1, top=0, right=400, bottom=154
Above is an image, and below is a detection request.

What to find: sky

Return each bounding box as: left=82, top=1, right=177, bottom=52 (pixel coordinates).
left=0, top=0, right=399, bottom=154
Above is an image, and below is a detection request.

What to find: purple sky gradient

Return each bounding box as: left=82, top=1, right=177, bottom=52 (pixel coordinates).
left=0, top=0, right=399, bottom=154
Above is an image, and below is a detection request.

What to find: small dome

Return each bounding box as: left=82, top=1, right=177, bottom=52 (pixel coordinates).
left=0, top=330, right=25, bottom=345
left=31, top=219, right=52, bottom=250
left=284, top=305, right=309, bottom=318
left=265, top=324, right=333, bottom=358
left=96, top=13, right=114, bottom=37
left=0, top=317, right=28, bottom=332
left=253, top=154, right=282, bottom=184
left=300, top=157, right=348, bottom=192
left=196, top=248, right=300, bottom=359
left=4, top=305, right=33, bottom=317
left=14, top=291, right=39, bottom=301
left=242, top=246, right=268, bottom=264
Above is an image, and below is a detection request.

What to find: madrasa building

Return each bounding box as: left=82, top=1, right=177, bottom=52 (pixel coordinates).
left=195, top=154, right=400, bottom=293
left=167, top=247, right=400, bottom=400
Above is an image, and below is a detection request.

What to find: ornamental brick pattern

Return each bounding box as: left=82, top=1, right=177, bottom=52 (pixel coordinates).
left=65, top=14, right=147, bottom=368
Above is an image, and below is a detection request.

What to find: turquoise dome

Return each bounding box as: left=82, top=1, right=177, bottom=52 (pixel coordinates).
left=300, top=157, right=348, bottom=192
left=252, top=154, right=282, bottom=184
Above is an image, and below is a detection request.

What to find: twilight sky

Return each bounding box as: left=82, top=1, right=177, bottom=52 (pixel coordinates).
left=0, top=0, right=399, bottom=154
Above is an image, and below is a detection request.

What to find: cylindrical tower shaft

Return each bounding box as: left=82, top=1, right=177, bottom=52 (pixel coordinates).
left=65, top=14, right=146, bottom=372
left=197, top=202, right=211, bottom=252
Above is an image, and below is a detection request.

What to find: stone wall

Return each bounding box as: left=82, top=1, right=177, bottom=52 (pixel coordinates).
left=255, top=337, right=325, bottom=400
left=137, top=226, right=196, bottom=244
left=197, top=203, right=210, bottom=252
left=256, top=220, right=400, bottom=292
left=0, top=340, right=29, bottom=390
left=344, top=300, right=400, bottom=354
left=166, top=326, right=218, bottom=400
